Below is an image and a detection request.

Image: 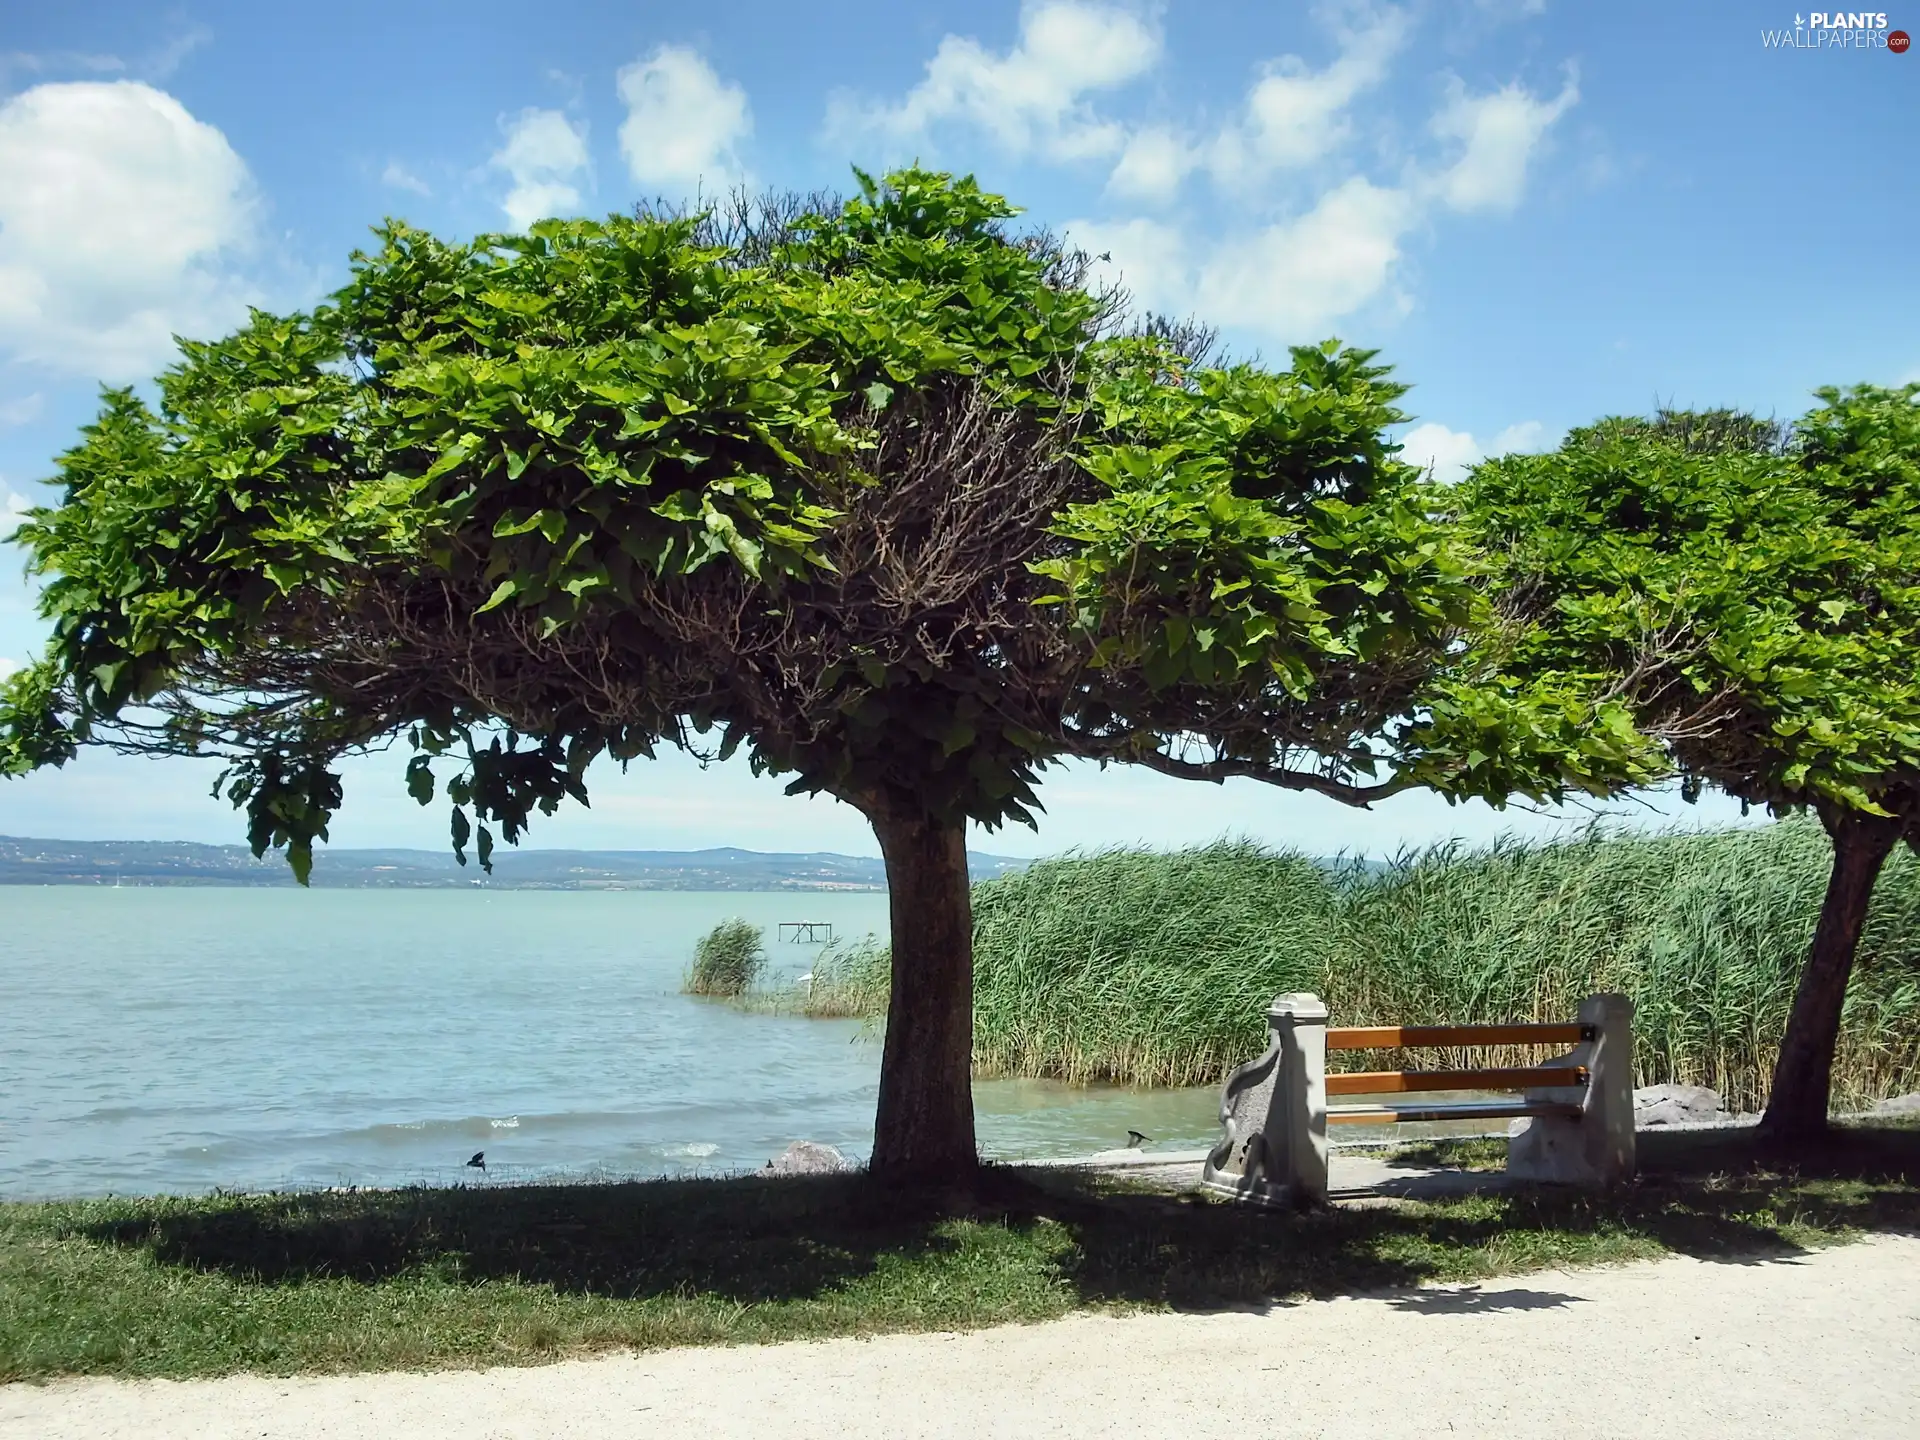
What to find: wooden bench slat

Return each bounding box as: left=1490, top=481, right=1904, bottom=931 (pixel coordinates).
left=1324, top=1065, right=1588, bottom=1096
left=1325, top=1023, right=1587, bottom=1051
left=1327, top=1100, right=1585, bottom=1125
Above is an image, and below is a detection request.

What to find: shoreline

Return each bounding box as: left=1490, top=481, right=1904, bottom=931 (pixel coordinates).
left=1, top=1107, right=1883, bottom=1207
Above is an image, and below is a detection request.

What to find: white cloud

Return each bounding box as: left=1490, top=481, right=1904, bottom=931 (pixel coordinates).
left=1492, top=420, right=1547, bottom=453
left=0, top=393, right=42, bottom=428
left=1208, top=13, right=1406, bottom=184
left=0, top=657, right=17, bottom=679
left=0, top=81, right=259, bottom=380
left=1068, top=216, right=1190, bottom=316
left=381, top=161, right=431, bottom=197
left=1398, top=422, right=1484, bottom=484
left=835, top=6, right=1578, bottom=352
left=1398, top=418, right=1550, bottom=482
left=1097, top=9, right=1406, bottom=204
left=491, top=108, right=590, bottom=230
left=617, top=46, right=752, bottom=194
left=1106, top=127, right=1191, bottom=205
left=1195, top=179, right=1415, bottom=338
left=826, top=1, right=1159, bottom=164
left=1429, top=72, right=1579, bottom=214
left=1078, top=177, right=1416, bottom=338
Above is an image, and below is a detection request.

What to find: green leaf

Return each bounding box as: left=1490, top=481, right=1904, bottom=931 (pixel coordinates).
left=406, top=755, right=435, bottom=806
left=476, top=578, right=520, bottom=614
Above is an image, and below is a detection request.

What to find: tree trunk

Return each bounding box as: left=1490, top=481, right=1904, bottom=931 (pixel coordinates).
left=1756, top=808, right=1902, bottom=1150
left=866, top=799, right=979, bottom=1187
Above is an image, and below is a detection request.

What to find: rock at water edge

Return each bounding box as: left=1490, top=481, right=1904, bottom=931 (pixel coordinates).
left=764, top=1140, right=852, bottom=1175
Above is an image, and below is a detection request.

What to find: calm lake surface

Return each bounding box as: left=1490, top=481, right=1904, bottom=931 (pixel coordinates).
left=0, top=888, right=1224, bottom=1198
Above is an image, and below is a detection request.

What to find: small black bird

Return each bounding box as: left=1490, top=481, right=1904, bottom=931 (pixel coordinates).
left=466, top=1151, right=486, bottom=1171
left=1126, top=1130, right=1151, bottom=1149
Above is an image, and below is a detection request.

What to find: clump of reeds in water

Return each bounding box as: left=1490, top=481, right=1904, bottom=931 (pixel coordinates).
left=718, top=935, right=892, bottom=1018
left=795, top=936, right=892, bottom=1018
left=684, top=918, right=767, bottom=997
left=820, top=822, right=1920, bottom=1114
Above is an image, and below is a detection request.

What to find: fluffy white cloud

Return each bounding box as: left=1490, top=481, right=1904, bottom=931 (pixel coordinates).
left=380, top=161, right=431, bottom=197
left=850, top=6, right=1577, bottom=350
left=1106, top=127, right=1190, bottom=205
left=1398, top=423, right=1482, bottom=483
left=1195, top=179, right=1414, bottom=337
left=1075, top=178, right=1415, bottom=339
left=491, top=108, right=590, bottom=230
left=1398, top=418, right=1550, bottom=482
left=826, top=1, right=1159, bottom=164
left=1429, top=72, right=1579, bottom=214
left=1491, top=419, right=1547, bottom=453
left=617, top=46, right=752, bottom=194
left=1097, top=9, right=1405, bottom=203
left=0, top=81, right=258, bottom=380
left=1209, top=13, right=1406, bottom=183
left=0, top=657, right=17, bottom=679
left=1067, top=215, right=1189, bottom=316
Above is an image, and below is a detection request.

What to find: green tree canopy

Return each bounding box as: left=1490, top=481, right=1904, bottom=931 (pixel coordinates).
left=2, top=169, right=1659, bottom=1183
left=1460, top=386, right=1920, bottom=1143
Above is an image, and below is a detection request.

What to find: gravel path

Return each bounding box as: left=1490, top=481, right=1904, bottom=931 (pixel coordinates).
left=6, top=1234, right=1917, bottom=1439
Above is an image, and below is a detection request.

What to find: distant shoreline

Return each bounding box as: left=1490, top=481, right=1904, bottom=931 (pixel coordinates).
left=0, top=835, right=1031, bottom=891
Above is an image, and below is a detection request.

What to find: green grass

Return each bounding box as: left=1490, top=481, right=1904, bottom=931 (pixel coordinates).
left=924, top=820, right=1920, bottom=1112
left=4, top=1124, right=1918, bottom=1381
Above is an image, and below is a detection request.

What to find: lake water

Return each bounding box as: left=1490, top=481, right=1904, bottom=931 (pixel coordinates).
left=0, top=888, right=1226, bottom=1198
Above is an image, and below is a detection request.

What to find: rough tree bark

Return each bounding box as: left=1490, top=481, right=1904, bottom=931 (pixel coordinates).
left=866, top=798, right=979, bottom=1186
left=1756, top=807, right=1904, bottom=1149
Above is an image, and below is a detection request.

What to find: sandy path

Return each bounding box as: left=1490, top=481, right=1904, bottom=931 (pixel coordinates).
left=6, top=1234, right=1917, bottom=1439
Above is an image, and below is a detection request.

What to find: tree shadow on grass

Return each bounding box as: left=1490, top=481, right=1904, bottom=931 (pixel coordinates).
left=68, top=1123, right=1920, bottom=1317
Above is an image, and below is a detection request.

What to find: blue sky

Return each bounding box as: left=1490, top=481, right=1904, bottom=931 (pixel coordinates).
left=0, top=1, right=1914, bottom=858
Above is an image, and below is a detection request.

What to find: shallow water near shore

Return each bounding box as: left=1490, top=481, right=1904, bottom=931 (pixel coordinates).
left=0, top=888, right=1239, bottom=1198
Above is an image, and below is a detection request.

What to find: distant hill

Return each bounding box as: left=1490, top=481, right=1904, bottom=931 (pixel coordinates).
left=0, top=836, right=1035, bottom=891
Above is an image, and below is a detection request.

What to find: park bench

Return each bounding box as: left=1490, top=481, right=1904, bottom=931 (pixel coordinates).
left=1201, top=992, right=1635, bottom=1207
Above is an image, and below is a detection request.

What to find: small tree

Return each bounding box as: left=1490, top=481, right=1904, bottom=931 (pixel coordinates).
left=1461, top=389, right=1920, bottom=1145
left=1, top=169, right=1655, bottom=1186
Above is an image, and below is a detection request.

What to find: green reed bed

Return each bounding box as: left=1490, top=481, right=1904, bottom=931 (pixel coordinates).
left=965, top=843, right=1343, bottom=1088
left=851, top=821, right=1920, bottom=1113
left=1333, top=824, right=1920, bottom=1113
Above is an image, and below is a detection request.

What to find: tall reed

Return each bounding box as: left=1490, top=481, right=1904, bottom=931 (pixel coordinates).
left=837, top=822, right=1920, bottom=1112
left=799, top=937, right=893, bottom=1019
left=1335, top=823, right=1920, bottom=1112
left=684, top=918, right=767, bottom=997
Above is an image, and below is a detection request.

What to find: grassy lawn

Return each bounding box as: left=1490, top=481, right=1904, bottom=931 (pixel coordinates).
left=4, top=1122, right=1917, bottom=1383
